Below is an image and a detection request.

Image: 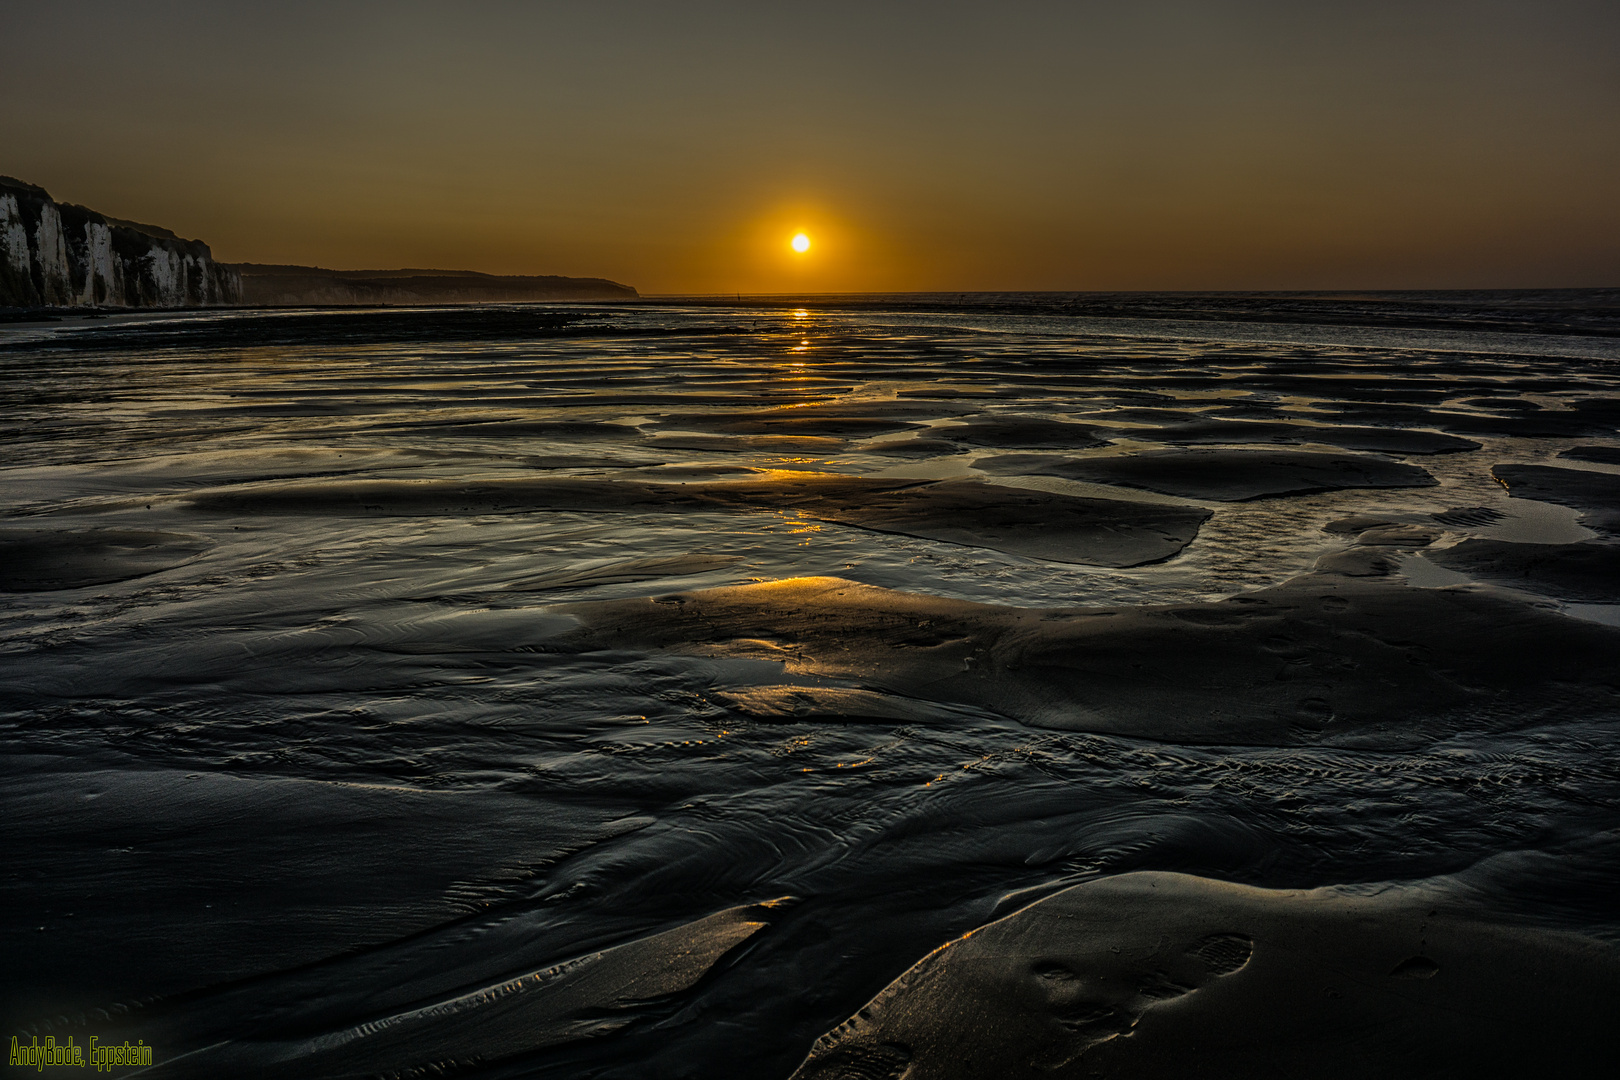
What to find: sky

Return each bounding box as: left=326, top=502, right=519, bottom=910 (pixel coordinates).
left=3, top=1, right=1618, bottom=294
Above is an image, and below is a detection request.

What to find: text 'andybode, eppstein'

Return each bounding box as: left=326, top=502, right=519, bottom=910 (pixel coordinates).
left=9, top=1035, right=153, bottom=1072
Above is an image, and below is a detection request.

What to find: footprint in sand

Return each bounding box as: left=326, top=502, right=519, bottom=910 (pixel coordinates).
left=1027, top=931, right=1255, bottom=1068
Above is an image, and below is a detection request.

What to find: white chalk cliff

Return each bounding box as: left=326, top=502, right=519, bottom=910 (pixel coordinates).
left=1, top=176, right=240, bottom=308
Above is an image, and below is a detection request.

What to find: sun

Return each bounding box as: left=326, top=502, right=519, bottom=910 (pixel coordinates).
left=790, top=233, right=811, bottom=253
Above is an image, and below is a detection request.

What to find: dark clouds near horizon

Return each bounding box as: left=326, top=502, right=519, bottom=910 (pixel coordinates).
left=3, top=0, right=1617, bottom=292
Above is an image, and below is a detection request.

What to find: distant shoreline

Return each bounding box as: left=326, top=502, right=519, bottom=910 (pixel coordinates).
left=646, top=288, right=1620, bottom=338
left=227, top=263, right=638, bottom=306
left=6, top=287, right=1619, bottom=338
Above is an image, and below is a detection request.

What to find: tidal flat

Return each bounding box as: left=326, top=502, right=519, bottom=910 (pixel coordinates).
left=3, top=295, right=1619, bottom=1077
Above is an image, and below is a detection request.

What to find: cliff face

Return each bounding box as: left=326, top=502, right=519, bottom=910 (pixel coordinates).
left=232, top=264, right=637, bottom=305
left=0, top=177, right=240, bottom=309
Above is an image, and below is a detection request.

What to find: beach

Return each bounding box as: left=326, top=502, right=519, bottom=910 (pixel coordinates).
left=3, top=294, right=1618, bottom=1076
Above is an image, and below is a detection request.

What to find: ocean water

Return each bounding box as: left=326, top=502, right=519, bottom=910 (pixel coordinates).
left=3, top=295, right=1619, bottom=1077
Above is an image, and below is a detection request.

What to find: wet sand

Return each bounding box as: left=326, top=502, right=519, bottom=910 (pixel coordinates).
left=0, top=529, right=211, bottom=590
left=978, top=448, right=1437, bottom=501
left=2, top=296, right=1618, bottom=1077
left=174, top=473, right=1211, bottom=566
left=790, top=871, right=1620, bottom=1079
left=555, top=566, right=1620, bottom=747
left=1096, top=416, right=1481, bottom=454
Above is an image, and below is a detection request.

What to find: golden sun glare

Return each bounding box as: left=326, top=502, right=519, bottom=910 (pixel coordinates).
left=790, top=233, right=811, bottom=253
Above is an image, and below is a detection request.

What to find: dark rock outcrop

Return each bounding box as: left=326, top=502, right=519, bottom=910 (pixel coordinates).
left=0, top=176, right=240, bottom=308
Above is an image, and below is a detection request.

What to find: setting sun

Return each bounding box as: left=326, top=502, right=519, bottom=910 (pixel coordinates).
left=790, top=233, right=811, bottom=253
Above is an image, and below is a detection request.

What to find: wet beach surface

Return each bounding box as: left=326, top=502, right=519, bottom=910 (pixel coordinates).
left=3, top=296, right=1620, bottom=1077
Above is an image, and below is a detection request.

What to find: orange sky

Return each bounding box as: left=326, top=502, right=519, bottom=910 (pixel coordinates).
left=4, top=2, right=1617, bottom=293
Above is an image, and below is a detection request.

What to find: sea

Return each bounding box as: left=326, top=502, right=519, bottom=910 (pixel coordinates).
left=3, top=291, right=1619, bottom=1077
